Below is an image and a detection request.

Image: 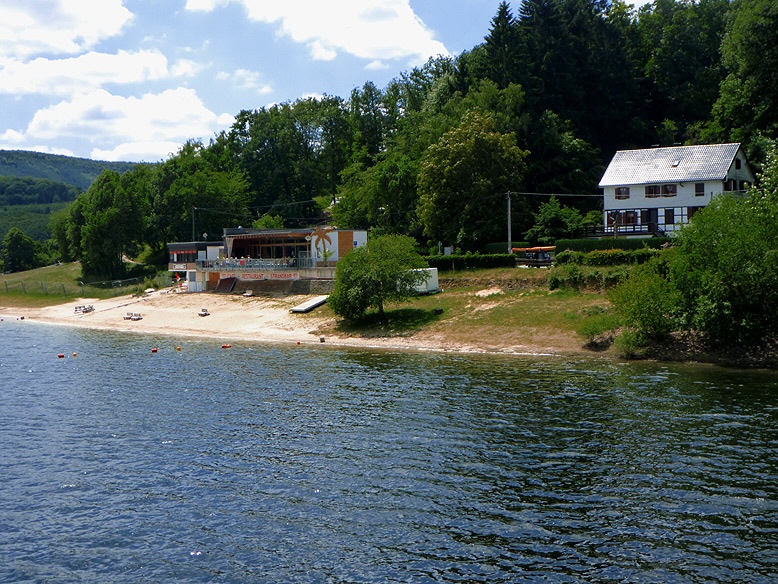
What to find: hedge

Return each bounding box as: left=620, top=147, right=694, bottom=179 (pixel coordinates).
left=555, top=237, right=672, bottom=253
left=482, top=241, right=530, bottom=254
left=424, top=253, right=518, bottom=270
left=555, top=247, right=661, bottom=266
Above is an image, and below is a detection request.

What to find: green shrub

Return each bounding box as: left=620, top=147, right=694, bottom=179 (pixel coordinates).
left=608, top=262, right=681, bottom=339
left=549, top=264, right=631, bottom=291
left=556, top=247, right=661, bottom=266
left=556, top=237, right=672, bottom=253
left=613, top=330, right=649, bottom=358
left=577, top=309, right=622, bottom=343
left=583, top=249, right=631, bottom=266
left=424, top=253, right=517, bottom=271
left=549, top=263, right=583, bottom=290
left=554, top=250, right=584, bottom=265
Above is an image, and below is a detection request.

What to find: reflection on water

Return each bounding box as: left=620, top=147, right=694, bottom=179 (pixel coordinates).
left=1, top=321, right=777, bottom=582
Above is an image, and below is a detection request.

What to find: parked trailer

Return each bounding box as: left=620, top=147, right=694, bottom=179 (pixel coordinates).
left=512, top=246, right=556, bottom=268
left=412, top=268, right=439, bottom=294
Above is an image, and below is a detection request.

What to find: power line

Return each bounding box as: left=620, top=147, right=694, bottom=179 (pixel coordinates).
left=506, top=191, right=602, bottom=198
left=194, top=198, right=320, bottom=214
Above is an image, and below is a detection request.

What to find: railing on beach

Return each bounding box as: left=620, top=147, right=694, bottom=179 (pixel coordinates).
left=197, top=257, right=314, bottom=271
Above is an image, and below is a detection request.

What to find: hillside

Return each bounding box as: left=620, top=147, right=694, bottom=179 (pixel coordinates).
left=0, top=150, right=137, bottom=191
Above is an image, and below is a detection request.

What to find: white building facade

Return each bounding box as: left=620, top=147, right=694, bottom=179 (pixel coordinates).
left=599, top=143, right=756, bottom=236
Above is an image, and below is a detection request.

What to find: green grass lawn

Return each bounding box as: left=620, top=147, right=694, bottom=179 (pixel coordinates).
left=314, top=268, right=619, bottom=350
left=0, top=262, right=166, bottom=307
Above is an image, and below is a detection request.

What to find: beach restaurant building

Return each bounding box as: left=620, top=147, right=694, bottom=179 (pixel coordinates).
left=167, top=227, right=367, bottom=292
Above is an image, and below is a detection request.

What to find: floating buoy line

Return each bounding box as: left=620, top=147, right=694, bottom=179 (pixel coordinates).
left=49, top=337, right=325, bottom=359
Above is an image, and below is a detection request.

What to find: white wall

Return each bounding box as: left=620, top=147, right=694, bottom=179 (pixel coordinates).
left=603, top=181, right=722, bottom=212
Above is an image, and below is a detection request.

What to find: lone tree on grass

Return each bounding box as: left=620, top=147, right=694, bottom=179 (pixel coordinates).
left=2, top=227, right=39, bottom=273
left=328, top=234, right=428, bottom=321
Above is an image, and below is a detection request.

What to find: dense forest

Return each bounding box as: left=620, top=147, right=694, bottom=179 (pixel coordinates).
left=3, top=0, right=777, bottom=278
left=0, top=151, right=137, bottom=251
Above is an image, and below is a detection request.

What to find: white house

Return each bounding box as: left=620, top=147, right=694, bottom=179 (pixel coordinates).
left=599, top=143, right=756, bottom=236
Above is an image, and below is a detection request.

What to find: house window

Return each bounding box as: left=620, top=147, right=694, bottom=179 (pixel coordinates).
left=664, top=208, right=675, bottom=225
left=645, top=185, right=660, bottom=198
left=735, top=158, right=742, bottom=170
left=688, top=206, right=703, bottom=220
left=695, top=182, right=705, bottom=196
left=171, top=250, right=197, bottom=263
left=615, top=187, right=630, bottom=200
left=662, top=184, right=677, bottom=197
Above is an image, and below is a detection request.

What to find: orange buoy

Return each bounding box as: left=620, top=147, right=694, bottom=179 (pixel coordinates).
left=221, top=344, right=231, bottom=349
left=176, top=346, right=182, bottom=351
left=151, top=347, right=158, bottom=353
left=57, top=353, right=65, bottom=359
left=72, top=352, right=77, bottom=357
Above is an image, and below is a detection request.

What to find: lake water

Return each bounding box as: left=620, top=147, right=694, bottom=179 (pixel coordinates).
left=1, top=320, right=777, bottom=583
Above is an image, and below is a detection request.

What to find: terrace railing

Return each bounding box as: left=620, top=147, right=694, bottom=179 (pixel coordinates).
left=197, top=257, right=315, bottom=271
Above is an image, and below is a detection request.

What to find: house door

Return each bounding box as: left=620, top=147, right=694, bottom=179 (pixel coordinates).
left=641, top=208, right=658, bottom=234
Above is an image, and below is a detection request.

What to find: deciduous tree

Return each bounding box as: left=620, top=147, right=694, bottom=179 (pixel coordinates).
left=2, top=227, right=38, bottom=273
left=328, top=234, right=427, bottom=321
left=417, top=111, right=528, bottom=250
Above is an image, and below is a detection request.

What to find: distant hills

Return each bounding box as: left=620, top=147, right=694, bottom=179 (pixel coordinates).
left=0, top=150, right=137, bottom=191
left=0, top=150, right=139, bottom=243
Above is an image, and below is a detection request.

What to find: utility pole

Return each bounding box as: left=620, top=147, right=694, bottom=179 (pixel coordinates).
left=506, top=192, right=512, bottom=254
left=191, top=206, right=195, bottom=242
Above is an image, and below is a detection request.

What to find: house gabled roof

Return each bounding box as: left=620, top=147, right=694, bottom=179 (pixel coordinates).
left=599, top=143, right=742, bottom=187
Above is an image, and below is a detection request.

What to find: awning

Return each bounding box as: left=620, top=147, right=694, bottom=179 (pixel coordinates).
left=227, top=232, right=311, bottom=241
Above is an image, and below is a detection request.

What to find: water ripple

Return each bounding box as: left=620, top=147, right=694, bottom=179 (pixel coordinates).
left=1, top=323, right=777, bottom=582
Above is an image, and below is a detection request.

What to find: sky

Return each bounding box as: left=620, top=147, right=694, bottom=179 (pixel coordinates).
left=0, top=0, right=653, bottom=163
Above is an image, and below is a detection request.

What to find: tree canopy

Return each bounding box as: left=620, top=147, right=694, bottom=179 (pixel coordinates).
left=0, top=0, right=773, bottom=279
left=2, top=227, right=39, bottom=273
left=328, top=234, right=428, bottom=321
left=417, top=111, right=528, bottom=251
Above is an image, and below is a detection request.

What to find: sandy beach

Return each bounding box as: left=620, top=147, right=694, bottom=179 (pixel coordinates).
left=0, top=287, right=590, bottom=357
left=0, top=290, right=337, bottom=346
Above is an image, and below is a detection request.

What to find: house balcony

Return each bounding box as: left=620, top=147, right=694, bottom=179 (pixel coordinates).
left=584, top=223, right=666, bottom=238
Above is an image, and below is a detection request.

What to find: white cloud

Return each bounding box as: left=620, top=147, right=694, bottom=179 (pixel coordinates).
left=0, top=50, right=171, bottom=96
left=185, top=0, right=448, bottom=64
left=171, top=59, right=206, bottom=78
left=91, top=141, right=184, bottom=162
left=24, top=88, right=232, bottom=161
left=0, top=128, right=25, bottom=144
left=365, top=60, right=390, bottom=71
left=0, top=0, right=133, bottom=59
left=216, top=69, right=273, bottom=94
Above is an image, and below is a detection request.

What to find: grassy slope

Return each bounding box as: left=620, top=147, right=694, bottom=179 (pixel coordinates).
left=315, top=267, right=613, bottom=354
left=0, top=262, right=165, bottom=307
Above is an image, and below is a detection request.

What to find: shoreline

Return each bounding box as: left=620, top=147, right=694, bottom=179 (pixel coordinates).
left=3, top=289, right=776, bottom=369
left=0, top=288, right=584, bottom=358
